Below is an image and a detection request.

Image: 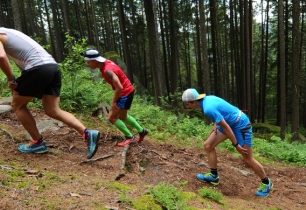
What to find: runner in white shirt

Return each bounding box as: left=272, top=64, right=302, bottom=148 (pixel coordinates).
left=0, top=27, right=100, bottom=159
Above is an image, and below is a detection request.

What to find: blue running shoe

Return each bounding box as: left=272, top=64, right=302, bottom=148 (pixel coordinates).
left=18, top=141, right=48, bottom=154
left=196, top=172, right=219, bottom=185
left=256, top=179, right=273, bottom=197
left=85, top=129, right=100, bottom=159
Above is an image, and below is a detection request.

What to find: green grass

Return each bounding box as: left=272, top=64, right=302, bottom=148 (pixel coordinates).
left=129, top=97, right=211, bottom=147
left=253, top=138, right=306, bottom=165
left=0, top=161, right=64, bottom=193
left=198, top=187, right=223, bottom=204
left=106, top=181, right=133, bottom=192
left=106, top=181, right=134, bottom=205
left=132, top=195, right=163, bottom=210
left=149, top=182, right=199, bottom=210
left=219, top=137, right=306, bottom=166
left=1, top=168, right=25, bottom=188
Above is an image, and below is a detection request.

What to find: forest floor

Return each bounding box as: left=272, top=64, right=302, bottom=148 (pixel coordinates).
left=0, top=110, right=306, bottom=210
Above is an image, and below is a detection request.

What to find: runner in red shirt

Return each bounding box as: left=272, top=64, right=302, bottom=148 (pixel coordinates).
left=83, top=49, right=148, bottom=146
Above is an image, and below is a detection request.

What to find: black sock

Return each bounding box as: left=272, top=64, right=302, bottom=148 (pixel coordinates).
left=261, top=177, right=269, bottom=184
left=83, top=128, right=89, bottom=139
left=35, top=136, right=43, bottom=144
left=210, top=168, right=218, bottom=176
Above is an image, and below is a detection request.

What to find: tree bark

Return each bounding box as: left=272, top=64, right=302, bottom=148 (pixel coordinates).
left=278, top=0, right=286, bottom=140
left=158, top=0, right=170, bottom=99
left=44, top=0, right=56, bottom=58
left=209, top=0, right=222, bottom=96
left=11, top=0, right=23, bottom=31
left=199, top=0, right=210, bottom=93
left=244, top=0, right=252, bottom=120
left=291, top=0, right=301, bottom=141
left=168, top=0, right=179, bottom=94
left=50, top=0, right=65, bottom=61
left=118, top=0, right=134, bottom=82
left=144, top=0, right=165, bottom=104
left=61, top=0, right=71, bottom=34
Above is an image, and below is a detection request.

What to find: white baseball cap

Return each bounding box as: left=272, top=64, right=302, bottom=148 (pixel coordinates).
left=182, top=88, right=206, bottom=102
left=83, top=49, right=106, bottom=62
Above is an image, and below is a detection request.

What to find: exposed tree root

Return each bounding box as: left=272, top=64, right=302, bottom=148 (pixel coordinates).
left=114, top=144, right=130, bottom=180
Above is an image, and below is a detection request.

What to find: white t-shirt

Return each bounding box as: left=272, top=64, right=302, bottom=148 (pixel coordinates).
left=0, top=27, right=56, bottom=70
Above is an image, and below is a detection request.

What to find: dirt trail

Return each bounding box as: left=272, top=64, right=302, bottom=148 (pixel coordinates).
left=0, top=111, right=306, bottom=210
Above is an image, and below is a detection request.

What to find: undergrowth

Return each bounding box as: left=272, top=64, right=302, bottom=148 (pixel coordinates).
left=0, top=36, right=305, bottom=166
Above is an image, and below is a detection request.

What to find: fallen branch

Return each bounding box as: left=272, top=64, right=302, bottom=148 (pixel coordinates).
left=120, top=145, right=129, bottom=170
left=80, top=154, right=114, bottom=164
left=114, top=144, right=130, bottom=180
left=149, top=149, right=168, bottom=160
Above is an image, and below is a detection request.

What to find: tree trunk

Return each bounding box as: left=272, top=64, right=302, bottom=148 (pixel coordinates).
left=168, top=0, right=179, bottom=94
left=44, top=0, right=56, bottom=58
left=199, top=0, right=210, bottom=93
left=84, top=0, right=95, bottom=45
left=90, top=0, right=99, bottom=49
left=61, top=0, right=71, bottom=34
left=118, top=0, right=134, bottom=82
left=74, top=0, right=84, bottom=38
left=258, top=0, right=269, bottom=122
left=158, top=0, right=170, bottom=99
left=11, top=0, right=22, bottom=31
left=50, top=0, right=65, bottom=61
left=278, top=0, right=286, bottom=140
left=233, top=0, right=241, bottom=106
left=229, top=0, right=237, bottom=103
left=222, top=0, right=230, bottom=100
left=301, top=1, right=306, bottom=128
left=143, top=0, right=165, bottom=104
left=238, top=0, right=246, bottom=110
left=209, top=0, right=224, bottom=96
left=285, top=0, right=290, bottom=124
left=195, top=0, right=202, bottom=91
left=291, top=0, right=301, bottom=141
left=244, top=0, right=252, bottom=120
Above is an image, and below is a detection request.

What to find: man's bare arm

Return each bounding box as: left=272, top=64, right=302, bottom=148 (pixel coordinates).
left=0, top=39, right=14, bottom=81
left=105, top=70, right=123, bottom=105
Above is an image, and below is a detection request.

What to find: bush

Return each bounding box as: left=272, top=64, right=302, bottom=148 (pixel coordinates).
left=252, top=138, right=306, bottom=165
left=59, top=35, right=111, bottom=112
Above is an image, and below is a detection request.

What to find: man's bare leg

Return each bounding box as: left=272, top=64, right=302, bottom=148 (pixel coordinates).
left=42, top=95, right=86, bottom=135
left=12, top=93, right=41, bottom=140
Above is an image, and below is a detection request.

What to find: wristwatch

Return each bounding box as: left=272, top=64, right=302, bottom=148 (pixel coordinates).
left=232, top=142, right=239, bottom=147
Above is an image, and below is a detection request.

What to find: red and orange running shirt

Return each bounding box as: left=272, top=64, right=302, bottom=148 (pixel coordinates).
left=99, top=60, right=134, bottom=97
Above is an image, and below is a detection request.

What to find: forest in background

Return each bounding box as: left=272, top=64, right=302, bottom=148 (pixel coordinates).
left=0, top=0, right=305, bottom=141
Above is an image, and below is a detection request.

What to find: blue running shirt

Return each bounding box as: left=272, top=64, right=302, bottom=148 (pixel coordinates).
left=200, top=96, right=241, bottom=126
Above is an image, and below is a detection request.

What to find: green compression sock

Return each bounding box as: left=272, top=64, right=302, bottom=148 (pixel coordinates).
left=123, top=115, right=143, bottom=132
left=114, top=119, right=133, bottom=137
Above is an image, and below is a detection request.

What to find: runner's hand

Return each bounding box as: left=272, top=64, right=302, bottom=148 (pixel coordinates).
left=7, top=79, right=17, bottom=90
left=111, top=102, right=119, bottom=111
left=236, top=144, right=248, bottom=155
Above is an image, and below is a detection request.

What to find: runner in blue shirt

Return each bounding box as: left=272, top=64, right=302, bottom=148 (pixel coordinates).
left=182, top=88, right=272, bottom=197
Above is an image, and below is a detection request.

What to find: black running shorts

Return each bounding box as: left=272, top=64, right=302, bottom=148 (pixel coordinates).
left=15, top=64, right=61, bottom=99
